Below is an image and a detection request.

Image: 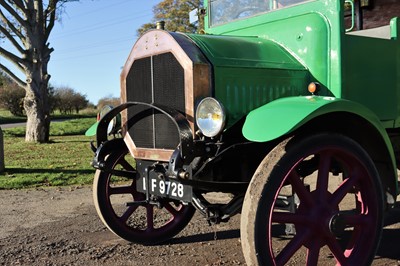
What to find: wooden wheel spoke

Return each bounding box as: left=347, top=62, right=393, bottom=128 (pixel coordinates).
left=163, top=202, right=179, bottom=216
left=272, top=211, right=309, bottom=225
left=276, top=229, right=310, bottom=265
left=316, top=152, right=331, bottom=199
left=109, top=185, right=133, bottom=195
left=288, top=171, right=314, bottom=207
left=119, top=158, right=135, bottom=172
left=146, top=205, right=154, bottom=230
left=120, top=205, right=137, bottom=223
left=306, top=239, right=321, bottom=266
left=326, top=234, right=347, bottom=264
left=341, top=213, right=369, bottom=227
left=330, top=176, right=358, bottom=207
left=344, top=227, right=362, bottom=257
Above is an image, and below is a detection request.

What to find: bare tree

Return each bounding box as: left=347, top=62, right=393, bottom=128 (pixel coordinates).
left=53, top=86, right=88, bottom=114
left=0, top=0, right=76, bottom=142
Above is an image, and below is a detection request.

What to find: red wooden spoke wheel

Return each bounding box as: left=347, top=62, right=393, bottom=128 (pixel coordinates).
left=241, top=133, right=383, bottom=265
left=93, top=146, right=195, bottom=245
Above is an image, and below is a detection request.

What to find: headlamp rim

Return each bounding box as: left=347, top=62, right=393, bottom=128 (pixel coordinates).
left=195, top=97, right=226, bottom=137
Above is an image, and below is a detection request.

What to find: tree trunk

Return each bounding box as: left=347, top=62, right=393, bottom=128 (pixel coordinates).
left=22, top=33, right=53, bottom=142
left=0, top=0, right=60, bottom=143
left=24, top=79, right=50, bottom=143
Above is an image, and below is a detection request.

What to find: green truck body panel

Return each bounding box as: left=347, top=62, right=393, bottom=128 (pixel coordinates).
left=202, top=1, right=400, bottom=130
left=205, top=0, right=343, bottom=96
left=194, top=0, right=399, bottom=195
left=187, top=34, right=310, bottom=126
left=343, top=17, right=400, bottom=124
left=242, top=95, right=398, bottom=194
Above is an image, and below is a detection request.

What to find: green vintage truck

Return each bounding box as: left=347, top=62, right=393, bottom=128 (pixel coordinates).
left=90, top=0, right=400, bottom=264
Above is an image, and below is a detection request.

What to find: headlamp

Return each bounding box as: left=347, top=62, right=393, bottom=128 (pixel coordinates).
left=196, top=97, right=226, bottom=137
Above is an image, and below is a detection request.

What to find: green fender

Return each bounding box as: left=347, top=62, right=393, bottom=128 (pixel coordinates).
left=242, top=95, right=398, bottom=196
left=243, top=96, right=389, bottom=143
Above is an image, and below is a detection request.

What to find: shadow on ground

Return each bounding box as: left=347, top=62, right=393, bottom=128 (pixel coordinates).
left=169, top=229, right=240, bottom=245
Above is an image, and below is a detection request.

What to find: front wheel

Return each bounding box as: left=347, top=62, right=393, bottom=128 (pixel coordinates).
left=241, top=133, right=384, bottom=265
left=93, top=145, right=195, bottom=245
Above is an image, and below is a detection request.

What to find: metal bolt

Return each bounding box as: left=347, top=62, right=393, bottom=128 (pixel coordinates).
left=178, top=171, right=190, bottom=179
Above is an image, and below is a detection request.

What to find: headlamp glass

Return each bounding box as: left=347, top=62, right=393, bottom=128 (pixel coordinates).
left=196, top=97, right=226, bottom=137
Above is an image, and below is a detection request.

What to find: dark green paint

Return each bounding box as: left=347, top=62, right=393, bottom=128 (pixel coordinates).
left=187, top=34, right=310, bottom=127
left=195, top=0, right=399, bottom=194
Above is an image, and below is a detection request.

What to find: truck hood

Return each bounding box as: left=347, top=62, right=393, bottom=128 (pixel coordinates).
left=187, top=34, right=306, bottom=70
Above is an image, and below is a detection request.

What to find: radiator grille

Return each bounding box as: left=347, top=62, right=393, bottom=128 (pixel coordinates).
left=126, top=52, right=185, bottom=150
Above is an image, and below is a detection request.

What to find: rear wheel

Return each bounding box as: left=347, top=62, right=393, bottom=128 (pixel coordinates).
left=241, top=133, right=384, bottom=265
left=93, top=145, right=195, bottom=245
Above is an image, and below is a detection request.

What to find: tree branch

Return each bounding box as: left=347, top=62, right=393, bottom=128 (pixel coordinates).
left=0, top=62, right=27, bottom=88
left=24, top=0, right=34, bottom=11
left=0, top=0, right=26, bottom=27
left=44, top=0, right=57, bottom=41
left=35, top=0, right=44, bottom=30
left=13, top=0, right=26, bottom=10
left=0, top=8, right=25, bottom=41
left=0, top=46, right=26, bottom=70
left=0, top=24, right=25, bottom=54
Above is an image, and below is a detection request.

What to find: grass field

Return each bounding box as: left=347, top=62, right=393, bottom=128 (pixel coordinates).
left=0, top=108, right=97, bottom=124
left=0, top=115, right=99, bottom=189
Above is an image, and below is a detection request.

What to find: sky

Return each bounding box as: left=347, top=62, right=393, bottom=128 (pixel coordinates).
left=2, top=0, right=161, bottom=105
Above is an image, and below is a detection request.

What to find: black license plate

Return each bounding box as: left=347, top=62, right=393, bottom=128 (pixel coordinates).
left=137, top=176, right=192, bottom=202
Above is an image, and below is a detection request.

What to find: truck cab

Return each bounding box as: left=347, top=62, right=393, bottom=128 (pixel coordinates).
left=91, top=1, right=400, bottom=265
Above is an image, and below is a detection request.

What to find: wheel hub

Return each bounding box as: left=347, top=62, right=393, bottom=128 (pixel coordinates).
left=297, top=191, right=339, bottom=247
left=329, top=213, right=346, bottom=236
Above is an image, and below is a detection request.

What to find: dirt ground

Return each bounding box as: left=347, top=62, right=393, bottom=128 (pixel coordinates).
left=0, top=185, right=400, bottom=266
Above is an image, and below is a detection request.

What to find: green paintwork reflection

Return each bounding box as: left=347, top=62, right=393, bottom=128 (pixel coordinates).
left=242, top=95, right=397, bottom=191
left=343, top=17, right=400, bottom=126
left=188, top=34, right=306, bottom=69
left=215, top=68, right=309, bottom=126
left=189, top=35, right=310, bottom=127
left=197, top=0, right=399, bottom=194
left=187, top=34, right=310, bottom=127
left=193, top=0, right=346, bottom=127
left=242, top=96, right=382, bottom=141
left=202, top=0, right=400, bottom=130
left=205, top=0, right=343, bottom=96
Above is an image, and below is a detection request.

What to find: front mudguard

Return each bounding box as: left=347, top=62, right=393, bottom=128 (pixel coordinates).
left=243, top=96, right=388, bottom=142
left=242, top=95, right=398, bottom=199
left=91, top=138, right=136, bottom=178
left=91, top=138, right=126, bottom=169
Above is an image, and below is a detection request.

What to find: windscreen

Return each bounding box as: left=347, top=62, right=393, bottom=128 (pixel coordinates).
left=209, top=0, right=309, bottom=26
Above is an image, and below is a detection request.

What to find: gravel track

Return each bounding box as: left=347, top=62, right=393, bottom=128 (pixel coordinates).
left=0, top=186, right=400, bottom=265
